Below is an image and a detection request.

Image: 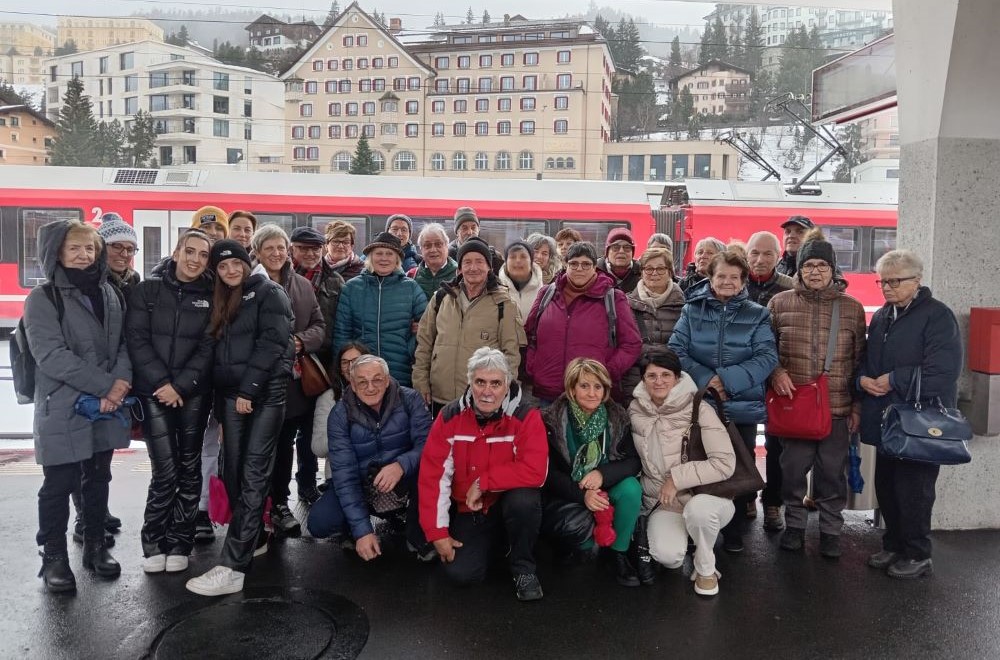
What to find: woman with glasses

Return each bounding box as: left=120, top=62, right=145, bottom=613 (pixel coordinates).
left=629, top=350, right=736, bottom=596
left=668, top=249, right=778, bottom=553
left=623, top=248, right=686, bottom=403
left=767, top=229, right=866, bottom=559
left=540, top=359, right=643, bottom=586
left=525, top=242, right=642, bottom=406
left=324, top=221, right=365, bottom=282
left=679, top=237, right=726, bottom=294
left=857, top=250, right=960, bottom=579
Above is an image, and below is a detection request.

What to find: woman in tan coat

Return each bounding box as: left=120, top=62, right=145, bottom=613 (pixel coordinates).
left=629, top=350, right=735, bottom=597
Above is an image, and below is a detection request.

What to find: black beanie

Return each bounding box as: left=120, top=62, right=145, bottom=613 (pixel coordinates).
left=210, top=239, right=252, bottom=269
left=505, top=240, right=534, bottom=262
left=457, top=236, right=492, bottom=268
left=796, top=234, right=836, bottom=272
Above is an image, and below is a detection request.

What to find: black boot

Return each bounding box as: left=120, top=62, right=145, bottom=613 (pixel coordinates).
left=82, top=539, right=121, bottom=578
left=105, top=510, right=122, bottom=532
left=614, top=551, right=640, bottom=587
left=73, top=517, right=115, bottom=547
left=39, top=542, right=76, bottom=593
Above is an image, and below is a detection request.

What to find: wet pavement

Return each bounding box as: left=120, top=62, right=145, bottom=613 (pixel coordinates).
left=1, top=448, right=998, bottom=660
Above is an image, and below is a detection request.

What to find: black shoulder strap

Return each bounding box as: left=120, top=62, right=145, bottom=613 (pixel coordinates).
left=526, top=283, right=557, bottom=348
left=497, top=299, right=504, bottom=323
left=434, top=288, right=447, bottom=310
left=41, top=283, right=64, bottom=324
left=632, top=307, right=651, bottom=344
left=604, top=288, right=617, bottom=348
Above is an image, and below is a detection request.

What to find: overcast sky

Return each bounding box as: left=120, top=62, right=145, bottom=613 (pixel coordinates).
left=14, top=1, right=718, bottom=31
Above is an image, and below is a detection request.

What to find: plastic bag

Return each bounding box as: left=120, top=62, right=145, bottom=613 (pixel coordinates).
left=208, top=474, right=232, bottom=525
left=848, top=438, right=865, bottom=495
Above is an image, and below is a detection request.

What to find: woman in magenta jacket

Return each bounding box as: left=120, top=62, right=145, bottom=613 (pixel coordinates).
left=525, top=242, right=642, bottom=405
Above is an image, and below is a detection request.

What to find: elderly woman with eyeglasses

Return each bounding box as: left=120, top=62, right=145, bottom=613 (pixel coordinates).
left=679, top=237, right=726, bottom=294
left=856, top=250, right=961, bottom=579
left=767, top=229, right=866, bottom=559
left=525, top=242, right=642, bottom=406
left=622, top=248, right=686, bottom=403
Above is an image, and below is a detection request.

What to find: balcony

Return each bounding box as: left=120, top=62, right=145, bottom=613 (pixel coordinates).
left=725, top=82, right=750, bottom=94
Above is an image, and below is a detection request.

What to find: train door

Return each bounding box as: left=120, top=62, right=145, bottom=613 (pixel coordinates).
left=132, top=210, right=195, bottom=279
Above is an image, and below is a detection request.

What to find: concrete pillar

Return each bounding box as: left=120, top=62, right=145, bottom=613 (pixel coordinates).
left=894, top=0, right=1000, bottom=529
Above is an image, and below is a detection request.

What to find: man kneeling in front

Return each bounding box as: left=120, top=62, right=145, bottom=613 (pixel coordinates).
left=418, top=347, right=549, bottom=601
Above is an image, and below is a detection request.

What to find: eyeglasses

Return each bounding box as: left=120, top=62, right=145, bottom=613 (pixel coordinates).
left=643, top=372, right=675, bottom=383
left=472, top=378, right=506, bottom=390
left=328, top=239, right=352, bottom=247
left=354, top=376, right=387, bottom=390
left=642, top=266, right=669, bottom=275
left=566, top=261, right=595, bottom=271
left=608, top=243, right=634, bottom=252
left=107, top=243, right=136, bottom=256
left=876, top=276, right=918, bottom=289
left=800, top=264, right=832, bottom=274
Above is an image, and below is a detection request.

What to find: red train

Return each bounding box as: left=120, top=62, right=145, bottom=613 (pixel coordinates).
left=0, top=166, right=897, bottom=325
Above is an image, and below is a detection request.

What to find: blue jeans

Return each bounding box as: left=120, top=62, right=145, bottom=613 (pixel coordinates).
left=307, top=472, right=425, bottom=549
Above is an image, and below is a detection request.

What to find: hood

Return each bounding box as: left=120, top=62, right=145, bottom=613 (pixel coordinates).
left=162, top=259, right=215, bottom=291
left=457, top=380, right=524, bottom=418
left=441, top=269, right=501, bottom=298
left=418, top=258, right=457, bottom=278
left=554, top=268, right=615, bottom=297
left=631, top=371, right=698, bottom=417
left=793, top=278, right=847, bottom=300
left=629, top=280, right=686, bottom=312
left=38, top=220, right=109, bottom=282
left=498, top=262, right=543, bottom=291
left=684, top=278, right=748, bottom=306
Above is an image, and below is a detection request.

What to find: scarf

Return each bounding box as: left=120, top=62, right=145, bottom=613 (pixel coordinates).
left=562, top=273, right=596, bottom=307
left=62, top=264, right=105, bottom=326
left=295, top=262, right=323, bottom=290
left=610, top=263, right=632, bottom=281
left=636, top=279, right=673, bottom=308
left=568, top=400, right=608, bottom=482
left=749, top=270, right=775, bottom=284
left=324, top=253, right=357, bottom=271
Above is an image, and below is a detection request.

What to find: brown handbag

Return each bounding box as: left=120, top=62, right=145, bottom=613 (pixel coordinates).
left=681, top=387, right=765, bottom=500
left=298, top=352, right=332, bottom=397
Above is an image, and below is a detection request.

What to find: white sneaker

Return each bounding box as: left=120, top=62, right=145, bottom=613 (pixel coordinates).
left=185, top=565, right=245, bottom=596
left=143, top=554, right=167, bottom=573
left=165, top=555, right=189, bottom=573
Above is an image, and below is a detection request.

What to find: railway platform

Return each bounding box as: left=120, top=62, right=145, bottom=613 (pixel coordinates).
left=0, top=446, right=998, bottom=660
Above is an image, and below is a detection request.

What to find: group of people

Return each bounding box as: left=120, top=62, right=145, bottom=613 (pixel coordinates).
left=25, top=204, right=961, bottom=602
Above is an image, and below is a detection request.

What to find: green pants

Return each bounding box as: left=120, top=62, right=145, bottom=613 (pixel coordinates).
left=607, top=477, right=642, bottom=552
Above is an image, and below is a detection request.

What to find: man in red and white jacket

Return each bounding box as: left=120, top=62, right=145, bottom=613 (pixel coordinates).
left=419, top=347, right=548, bottom=602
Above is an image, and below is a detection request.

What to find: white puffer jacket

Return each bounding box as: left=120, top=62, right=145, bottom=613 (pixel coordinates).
left=498, top=263, right=544, bottom=323
left=629, top=372, right=735, bottom=513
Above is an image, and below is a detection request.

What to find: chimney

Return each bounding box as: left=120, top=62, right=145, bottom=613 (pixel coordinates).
left=389, top=17, right=402, bottom=34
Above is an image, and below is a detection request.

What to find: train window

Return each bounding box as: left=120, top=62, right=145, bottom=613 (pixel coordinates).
left=19, top=208, right=83, bottom=287
left=870, top=228, right=897, bottom=271
left=310, top=215, right=368, bottom=252
left=477, top=220, right=547, bottom=254
left=254, top=213, right=296, bottom=236
left=1, top=208, right=18, bottom=263
left=142, top=227, right=162, bottom=277
left=820, top=226, right=861, bottom=273
left=373, top=215, right=430, bottom=249
left=558, top=221, right=628, bottom=254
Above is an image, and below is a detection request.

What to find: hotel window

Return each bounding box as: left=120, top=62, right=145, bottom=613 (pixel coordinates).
left=346, top=102, right=358, bottom=116
left=520, top=121, right=535, bottom=135
left=343, top=36, right=354, bottom=47
left=393, top=77, right=406, bottom=91
left=452, top=152, right=467, bottom=170
left=300, top=103, right=313, bottom=117
left=496, top=151, right=511, bottom=169
left=432, top=123, right=445, bottom=136
left=557, top=50, right=571, bottom=63
left=479, top=55, right=492, bottom=67
left=308, top=125, right=321, bottom=139
left=557, top=74, right=572, bottom=89
left=343, top=59, right=353, bottom=70
left=432, top=100, right=445, bottom=113
left=339, top=80, right=352, bottom=92
left=518, top=150, right=534, bottom=169
left=498, top=98, right=512, bottom=112
left=555, top=95, right=569, bottom=110
left=358, top=58, right=368, bottom=69
left=453, top=122, right=467, bottom=136
left=359, top=79, right=372, bottom=92
left=373, top=57, right=384, bottom=68
left=405, top=100, right=419, bottom=114
left=500, top=76, right=514, bottom=91
left=305, top=81, right=318, bottom=94
left=327, top=59, right=338, bottom=70
left=553, top=119, right=568, bottom=134
left=523, top=75, right=537, bottom=91
left=476, top=98, right=489, bottom=112
left=405, top=123, right=418, bottom=137
left=521, top=97, right=536, bottom=111
left=458, top=56, right=471, bottom=69
left=312, top=60, right=323, bottom=71
left=501, top=53, right=514, bottom=66
left=431, top=153, right=445, bottom=170
left=408, top=77, right=421, bottom=91
left=497, top=121, right=511, bottom=135
left=475, top=121, right=488, bottom=136
left=435, top=79, right=449, bottom=93
left=523, top=52, right=539, bottom=66
left=478, top=77, right=493, bottom=92
left=457, top=78, right=471, bottom=94
left=454, top=100, right=468, bottom=113
left=326, top=80, right=338, bottom=93
left=435, top=56, right=450, bottom=69
left=388, top=57, right=399, bottom=68
left=292, top=126, right=305, bottom=139
left=346, top=125, right=358, bottom=138
left=329, top=125, right=341, bottom=138
left=363, top=101, right=375, bottom=115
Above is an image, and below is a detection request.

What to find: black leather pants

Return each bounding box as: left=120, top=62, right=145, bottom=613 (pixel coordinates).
left=217, top=380, right=286, bottom=572
left=140, top=395, right=211, bottom=557
left=540, top=497, right=595, bottom=552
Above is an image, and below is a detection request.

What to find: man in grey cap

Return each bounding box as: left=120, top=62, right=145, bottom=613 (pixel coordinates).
left=291, top=225, right=345, bottom=389
left=447, top=206, right=505, bottom=276
left=775, top=215, right=815, bottom=277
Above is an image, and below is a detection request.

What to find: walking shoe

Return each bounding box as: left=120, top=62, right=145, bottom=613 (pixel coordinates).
left=513, top=573, right=544, bottom=602
left=780, top=528, right=805, bottom=552
left=270, top=504, right=302, bottom=537
left=165, top=555, right=189, bottom=573
left=634, top=552, right=656, bottom=586
left=39, top=543, right=76, bottom=593
left=745, top=500, right=757, bottom=519
left=186, top=565, right=245, bottom=596
left=105, top=511, right=122, bottom=532
left=819, top=533, right=841, bottom=559
left=72, top=517, right=115, bottom=547
left=143, top=554, right=167, bottom=573
left=887, top=558, right=933, bottom=579
left=253, top=531, right=270, bottom=557
left=297, top=485, right=321, bottom=506
left=692, top=570, right=721, bottom=596
left=614, top=551, right=640, bottom=587
left=763, top=506, right=785, bottom=532
left=406, top=540, right=438, bottom=563
left=194, top=510, right=215, bottom=543
left=722, top=534, right=744, bottom=554
left=82, top=540, right=121, bottom=578
left=867, top=550, right=899, bottom=569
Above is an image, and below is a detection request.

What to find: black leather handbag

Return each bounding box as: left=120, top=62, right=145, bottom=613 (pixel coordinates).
left=682, top=388, right=765, bottom=499
left=879, top=367, right=972, bottom=466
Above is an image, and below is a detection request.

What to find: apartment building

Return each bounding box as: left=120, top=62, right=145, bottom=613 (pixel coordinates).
left=604, top=140, right=738, bottom=182
left=670, top=60, right=751, bottom=118
left=0, top=104, right=55, bottom=165
left=0, top=22, right=57, bottom=54
left=43, top=42, right=284, bottom=171
left=281, top=3, right=613, bottom=179
left=57, top=16, right=164, bottom=51
left=246, top=15, right=322, bottom=52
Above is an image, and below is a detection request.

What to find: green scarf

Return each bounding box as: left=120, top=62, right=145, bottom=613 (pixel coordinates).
left=569, top=401, right=608, bottom=482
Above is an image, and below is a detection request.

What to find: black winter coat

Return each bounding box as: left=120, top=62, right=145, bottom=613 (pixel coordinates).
left=856, top=287, right=962, bottom=446
left=541, top=395, right=640, bottom=505
left=213, top=273, right=294, bottom=401
left=126, top=263, right=215, bottom=398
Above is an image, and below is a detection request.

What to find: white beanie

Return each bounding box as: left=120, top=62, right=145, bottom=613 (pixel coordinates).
left=97, top=213, right=138, bottom=247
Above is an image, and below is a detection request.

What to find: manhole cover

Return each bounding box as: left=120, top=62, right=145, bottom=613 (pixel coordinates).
left=119, top=588, right=368, bottom=660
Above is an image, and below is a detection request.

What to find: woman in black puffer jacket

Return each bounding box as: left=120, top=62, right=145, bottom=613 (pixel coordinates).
left=126, top=230, right=216, bottom=574
left=185, top=240, right=293, bottom=597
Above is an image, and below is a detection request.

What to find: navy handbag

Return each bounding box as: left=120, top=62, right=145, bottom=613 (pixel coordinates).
left=879, top=367, right=972, bottom=466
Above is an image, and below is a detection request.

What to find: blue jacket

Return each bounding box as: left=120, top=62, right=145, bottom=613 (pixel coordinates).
left=333, top=269, right=427, bottom=386
left=856, top=287, right=962, bottom=446
left=328, top=381, right=431, bottom=539
left=668, top=280, right=778, bottom=424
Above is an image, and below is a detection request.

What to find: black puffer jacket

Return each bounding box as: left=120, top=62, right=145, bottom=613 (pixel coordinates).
left=126, top=263, right=215, bottom=397
left=213, top=273, right=294, bottom=401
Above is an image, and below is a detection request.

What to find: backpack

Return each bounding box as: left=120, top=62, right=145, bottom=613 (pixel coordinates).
left=526, top=283, right=617, bottom=349
left=10, top=284, right=63, bottom=405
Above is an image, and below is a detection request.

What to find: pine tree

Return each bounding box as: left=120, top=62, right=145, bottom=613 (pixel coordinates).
left=743, top=7, right=764, bottom=73
left=127, top=110, right=157, bottom=167
left=698, top=22, right=712, bottom=66
left=482, top=10, right=491, bottom=25
left=178, top=25, right=189, bottom=44
left=619, top=19, right=643, bottom=71
left=324, top=1, right=341, bottom=28
left=349, top=135, right=379, bottom=174
left=833, top=124, right=863, bottom=182
left=433, top=12, right=445, bottom=27
left=94, top=120, right=128, bottom=167
left=593, top=14, right=611, bottom=41
left=672, top=86, right=695, bottom=128
left=49, top=77, right=97, bottom=167
left=54, top=40, right=77, bottom=56
left=712, top=15, right=728, bottom=62
left=776, top=26, right=811, bottom=97
left=465, top=7, right=475, bottom=25
left=0, top=80, right=31, bottom=106
left=669, top=36, right=682, bottom=67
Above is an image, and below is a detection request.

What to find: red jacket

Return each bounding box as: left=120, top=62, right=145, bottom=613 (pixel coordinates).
left=418, top=393, right=548, bottom=542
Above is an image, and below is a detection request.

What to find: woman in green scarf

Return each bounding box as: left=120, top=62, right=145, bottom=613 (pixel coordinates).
left=541, top=358, right=645, bottom=587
